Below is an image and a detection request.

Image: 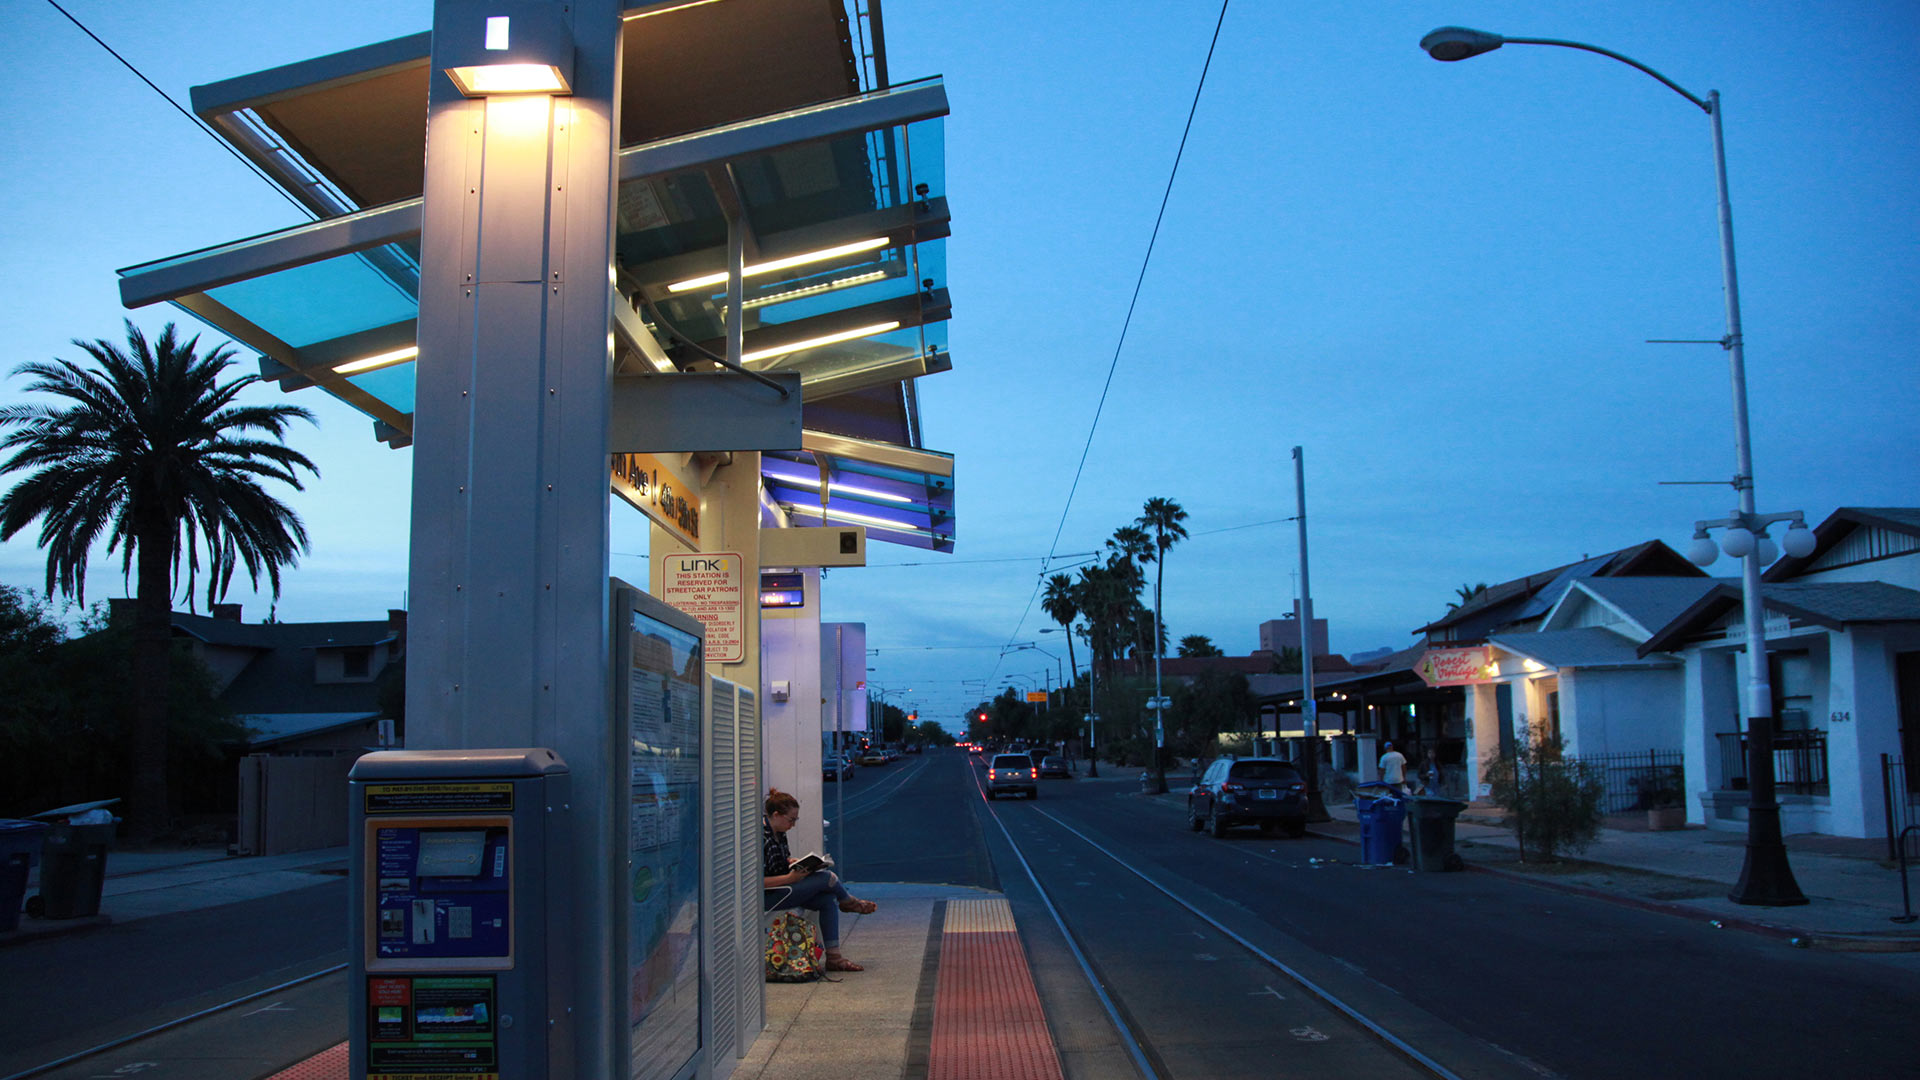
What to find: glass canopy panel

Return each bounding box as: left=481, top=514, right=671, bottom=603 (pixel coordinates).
left=201, top=244, right=419, bottom=350
left=345, top=361, right=418, bottom=415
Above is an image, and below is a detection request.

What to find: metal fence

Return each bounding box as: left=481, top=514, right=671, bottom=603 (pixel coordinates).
left=1716, top=729, right=1828, bottom=795
left=1579, top=749, right=1686, bottom=814
left=1883, top=755, right=1920, bottom=862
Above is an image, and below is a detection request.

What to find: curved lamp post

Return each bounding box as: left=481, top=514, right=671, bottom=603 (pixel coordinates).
left=1040, top=626, right=1097, bottom=774
left=1422, top=26, right=1808, bottom=906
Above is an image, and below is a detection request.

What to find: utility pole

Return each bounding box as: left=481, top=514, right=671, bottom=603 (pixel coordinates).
left=1294, top=446, right=1330, bottom=822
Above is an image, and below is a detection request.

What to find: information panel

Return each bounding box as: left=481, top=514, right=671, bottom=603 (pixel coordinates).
left=366, top=973, right=499, bottom=1078
left=660, top=552, right=744, bottom=662
left=620, top=596, right=704, bottom=1080
left=368, top=820, right=513, bottom=968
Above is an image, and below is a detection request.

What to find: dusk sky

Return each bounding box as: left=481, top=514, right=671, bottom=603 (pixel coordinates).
left=4, top=1, right=1916, bottom=728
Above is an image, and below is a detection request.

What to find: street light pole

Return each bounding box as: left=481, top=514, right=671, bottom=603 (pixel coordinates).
left=1421, top=26, right=1807, bottom=905
left=1293, top=446, right=1330, bottom=822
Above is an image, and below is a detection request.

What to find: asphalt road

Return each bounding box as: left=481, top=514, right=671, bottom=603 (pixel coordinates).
left=0, top=878, right=347, bottom=1079
left=858, top=748, right=1920, bottom=1080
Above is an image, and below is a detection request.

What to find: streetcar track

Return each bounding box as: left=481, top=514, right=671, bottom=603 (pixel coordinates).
left=1025, top=804, right=1465, bottom=1080
left=966, top=754, right=1464, bottom=1080
left=1, top=962, right=347, bottom=1080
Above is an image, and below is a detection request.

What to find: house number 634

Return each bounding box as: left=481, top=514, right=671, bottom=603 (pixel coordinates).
left=1830, top=711, right=1851, bottom=723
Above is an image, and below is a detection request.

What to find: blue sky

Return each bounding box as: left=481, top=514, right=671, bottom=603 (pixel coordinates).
left=3, top=1, right=1916, bottom=726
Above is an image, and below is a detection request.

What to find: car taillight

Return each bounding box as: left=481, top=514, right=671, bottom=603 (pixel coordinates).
left=1220, top=781, right=1245, bottom=793
left=1289, top=782, right=1305, bottom=791
left=1028, top=769, right=1036, bottom=779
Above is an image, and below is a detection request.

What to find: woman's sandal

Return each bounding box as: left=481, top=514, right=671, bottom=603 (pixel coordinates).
left=838, top=899, right=877, bottom=914
left=824, top=957, right=865, bottom=972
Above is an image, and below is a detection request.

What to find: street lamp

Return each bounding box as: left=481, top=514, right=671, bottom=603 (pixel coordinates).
left=1422, top=25, right=1808, bottom=906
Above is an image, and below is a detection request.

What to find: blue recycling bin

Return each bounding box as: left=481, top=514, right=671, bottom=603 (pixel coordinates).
left=0, top=820, right=49, bottom=933
left=1354, top=790, right=1407, bottom=865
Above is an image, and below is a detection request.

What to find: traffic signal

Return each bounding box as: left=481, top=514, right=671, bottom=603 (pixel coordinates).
left=907, top=711, right=918, bottom=722
left=976, top=711, right=989, bottom=724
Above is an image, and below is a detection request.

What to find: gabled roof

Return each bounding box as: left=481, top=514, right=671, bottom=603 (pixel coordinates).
left=1543, top=577, right=1731, bottom=640
left=1765, top=507, right=1920, bottom=581
left=242, top=711, right=383, bottom=748
left=1414, top=540, right=1703, bottom=637
left=1489, top=627, right=1677, bottom=670
left=1639, top=581, right=1920, bottom=655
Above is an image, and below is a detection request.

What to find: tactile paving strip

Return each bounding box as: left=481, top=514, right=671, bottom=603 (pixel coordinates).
left=261, top=1039, right=348, bottom=1080
left=929, top=899, right=1066, bottom=1080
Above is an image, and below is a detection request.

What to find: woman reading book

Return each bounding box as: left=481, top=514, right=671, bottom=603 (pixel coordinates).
left=763, top=788, right=878, bottom=971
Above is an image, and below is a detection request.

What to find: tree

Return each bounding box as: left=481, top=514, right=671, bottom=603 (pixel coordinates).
left=0, top=323, right=318, bottom=839
left=1135, top=497, right=1189, bottom=659
left=1482, top=730, right=1606, bottom=862
left=910, top=719, right=951, bottom=747
left=1177, top=634, right=1222, bottom=658
left=1446, top=582, right=1489, bottom=612
left=1041, top=572, right=1080, bottom=689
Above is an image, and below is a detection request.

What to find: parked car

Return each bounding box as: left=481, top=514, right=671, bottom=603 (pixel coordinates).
left=986, top=753, right=1038, bottom=799
left=858, top=750, right=888, bottom=766
left=823, top=754, right=855, bottom=781
left=1028, top=748, right=1051, bottom=767
left=1038, top=756, right=1071, bottom=779
left=1188, top=757, right=1307, bottom=838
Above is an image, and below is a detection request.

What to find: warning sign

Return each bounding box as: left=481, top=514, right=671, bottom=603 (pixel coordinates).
left=661, top=552, right=745, bottom=663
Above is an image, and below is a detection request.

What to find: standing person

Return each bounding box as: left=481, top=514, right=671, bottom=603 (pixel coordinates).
left=1379, top=741, right=1409, bottom=795
left=763, top=789, right=877, bottom=972
left=1421, top=747, right=1443, bottom=797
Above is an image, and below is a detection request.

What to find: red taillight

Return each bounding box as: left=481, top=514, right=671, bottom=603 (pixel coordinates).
left=1220, top=781, right=1245, bottom=793
left=1028, top=770, right=1036, bottom=779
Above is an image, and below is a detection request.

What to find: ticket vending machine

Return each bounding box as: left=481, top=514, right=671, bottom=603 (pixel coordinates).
left=348, top=748, right=572, bottom=1080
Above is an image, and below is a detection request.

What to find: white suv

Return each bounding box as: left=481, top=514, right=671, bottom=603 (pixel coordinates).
left=987, top=754, right=1038, bottom=799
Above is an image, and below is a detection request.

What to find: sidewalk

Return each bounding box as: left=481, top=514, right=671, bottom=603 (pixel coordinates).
left=1141, top=777, right=1920, bottom=951
left=3, top=844, right=349, bottom=946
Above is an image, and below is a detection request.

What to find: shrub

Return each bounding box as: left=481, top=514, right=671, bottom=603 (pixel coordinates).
left=1481, top=732, right=1606, bottom=862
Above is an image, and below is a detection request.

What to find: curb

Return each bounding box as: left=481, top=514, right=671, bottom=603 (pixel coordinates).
left=0, top=912, right=113, bottom=948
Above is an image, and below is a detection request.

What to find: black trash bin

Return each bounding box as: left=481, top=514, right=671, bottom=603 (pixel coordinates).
left=0, top=820, right=49, bottom=932
left=1405, top=796, right=1467, bottom=872
left=34, top=819, right=115, bottom=919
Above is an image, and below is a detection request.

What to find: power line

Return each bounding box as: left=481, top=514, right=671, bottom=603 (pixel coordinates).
left=996, top=0, right=1235, bottom=687
left=46, top=0, right=315, bottom=217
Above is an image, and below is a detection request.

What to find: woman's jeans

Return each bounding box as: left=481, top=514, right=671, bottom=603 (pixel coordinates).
left=765, top=870, right=853, bottom=947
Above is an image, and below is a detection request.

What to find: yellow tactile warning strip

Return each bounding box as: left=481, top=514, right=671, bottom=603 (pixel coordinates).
left=944, top=897, right=1018, bottom=934
left=930, top=899, right=1066, bottom=1080
left=261, top=1039, right=347, bottom=1079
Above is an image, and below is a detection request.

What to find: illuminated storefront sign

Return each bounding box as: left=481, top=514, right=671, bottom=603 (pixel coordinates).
left=1417, top=646, right=1495, bottom=687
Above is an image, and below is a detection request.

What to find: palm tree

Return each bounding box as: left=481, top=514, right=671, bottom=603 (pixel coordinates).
left=0, top=322, right=318, bottom=839
left=1137, top=497, right=1187, bottom=794
left=1446, top=582, right=1490, bottom=612
left=1041, top=573, right=1080, bottom=691
left=1106, top=525, right=1153, bottom=663
left=1177, top=634, right=1222, bottom=658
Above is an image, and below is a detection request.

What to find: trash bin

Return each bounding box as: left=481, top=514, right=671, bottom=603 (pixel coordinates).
left=1406, top=796, right=1468, bottom=872
left=30, top=802, right=118, bottom=919
left=1354, top=785, right=1408, bottom=865
left=0, top=820, right=49, bottom=933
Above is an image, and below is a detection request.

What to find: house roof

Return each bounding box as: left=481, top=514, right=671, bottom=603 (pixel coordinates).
left=1546, top=577, right=1732, bottom=640
left=1764, top=507, right=1920, bottom=581
left=1639, top=581, right=1920, bottom=655
left=1489, top=627, right=1676, bottom=670
left=164, top=612, right=399, bottom=729
left=1413, top=540, right=1703, bottom=637
left=241, top=711, right=383, bottom=748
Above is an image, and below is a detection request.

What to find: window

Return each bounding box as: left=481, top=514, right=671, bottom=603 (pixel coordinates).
left=342, top=647, right=371, bottom=678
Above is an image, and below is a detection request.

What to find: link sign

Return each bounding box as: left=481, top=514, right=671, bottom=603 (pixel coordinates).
left=660, top=552, right=745, bottom=663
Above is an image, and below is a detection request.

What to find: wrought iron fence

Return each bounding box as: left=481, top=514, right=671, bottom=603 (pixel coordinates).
left=1883, top=755, right=1920, bottom=861
left=1579, top=749, right=1685, bottom=814
left=1715, top=729, right=1828, bottom=796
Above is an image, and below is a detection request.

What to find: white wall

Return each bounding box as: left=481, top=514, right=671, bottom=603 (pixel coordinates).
left=1562, top=666, right=1685, bottom=757
left=760, top=568, right=823, bottom=855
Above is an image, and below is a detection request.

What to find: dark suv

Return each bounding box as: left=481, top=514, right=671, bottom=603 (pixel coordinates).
left=1188, top=757, right=1307, bottom=838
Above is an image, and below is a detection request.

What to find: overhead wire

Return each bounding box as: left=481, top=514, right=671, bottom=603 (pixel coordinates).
left=987, top=0, right=1235, bottom=694
left=45, top=0, right=317, bottom=218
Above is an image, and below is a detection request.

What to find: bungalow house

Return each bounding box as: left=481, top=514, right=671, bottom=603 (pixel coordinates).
left=1636, top=508, right=1920, bottom=839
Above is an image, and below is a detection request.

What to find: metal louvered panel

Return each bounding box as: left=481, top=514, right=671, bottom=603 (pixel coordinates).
left=737, top=687, right=764, bottom=1048
left=708, top=678, right=740, bottom=1078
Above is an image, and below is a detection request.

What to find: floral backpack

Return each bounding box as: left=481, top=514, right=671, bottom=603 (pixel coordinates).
left=765, top=912, right=824, bottom=982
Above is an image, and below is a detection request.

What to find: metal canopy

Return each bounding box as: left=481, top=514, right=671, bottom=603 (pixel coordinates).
left=764, top=432, right=954, bottom=553
left=120, top=9, right=958, bottom=550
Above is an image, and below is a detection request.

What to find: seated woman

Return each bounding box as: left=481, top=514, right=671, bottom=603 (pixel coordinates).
left=763, top=788, right=877, bottom=972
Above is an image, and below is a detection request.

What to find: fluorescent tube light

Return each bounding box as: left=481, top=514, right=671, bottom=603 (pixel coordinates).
left=761, top=469, right=912, bottom=503
left=742, top=322, right=900, bottom=364
left=334, top=346, right=419, bottom=376
left=667, top=238, right=889, bottom=293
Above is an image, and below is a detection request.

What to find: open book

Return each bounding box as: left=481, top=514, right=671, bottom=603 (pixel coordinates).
left=788, top=852, right=834, bottom=874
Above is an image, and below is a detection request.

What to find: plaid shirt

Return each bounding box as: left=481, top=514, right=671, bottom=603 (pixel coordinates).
left=762, top=816, right=791, bottom=878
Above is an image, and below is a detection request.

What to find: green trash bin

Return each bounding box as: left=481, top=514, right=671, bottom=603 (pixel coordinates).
left=1406, top=796, right=1467, bottom=872
left=0, top=820, right=49, bottom=932
left=32, top=812, right=116, bottom=920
